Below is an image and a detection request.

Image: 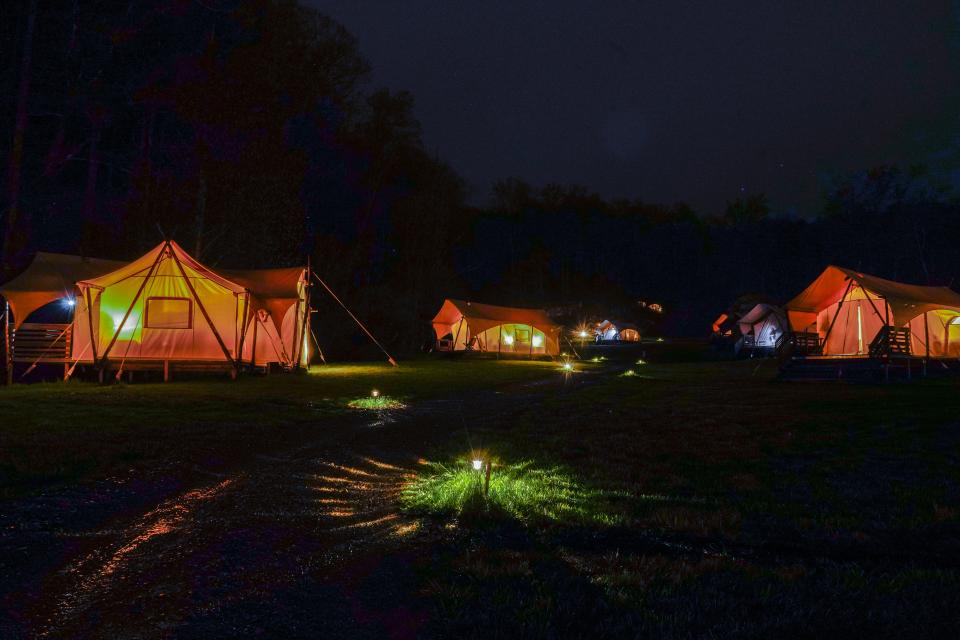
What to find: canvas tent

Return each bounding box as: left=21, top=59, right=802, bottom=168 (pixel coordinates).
left=431, top=299, right=561, bottom=356
left=0, top=252, right=125, bottom=328
left=785, top=265, right=960, bottom=357
left=1, top=241, right=308, bottom=381
left=595, top=319, right=640, bottom=342
left=737, top=303, right=786, bottom=350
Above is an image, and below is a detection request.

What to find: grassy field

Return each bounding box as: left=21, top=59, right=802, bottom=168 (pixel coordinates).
left=401, top=360, right=960, bottom=637
left=0, top=358, right=561, bottom=497
left=3, top=356, right=960, bottom=636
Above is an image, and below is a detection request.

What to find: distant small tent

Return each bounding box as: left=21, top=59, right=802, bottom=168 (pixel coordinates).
left=431, top=299, right=561, bottom=356
left=785, top=265, right=960, bottom=357
left=737, top=304, right=786, bottom=351
left=1, top=241, right=308, bottom=380
left=595, top=319, right=640, bottom=342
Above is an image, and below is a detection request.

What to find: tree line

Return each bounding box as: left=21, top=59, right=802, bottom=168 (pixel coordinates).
left=3, top=1, right=958, bottom=355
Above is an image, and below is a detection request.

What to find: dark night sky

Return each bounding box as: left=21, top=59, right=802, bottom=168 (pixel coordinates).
left=312, top=1, right=960, bottom=214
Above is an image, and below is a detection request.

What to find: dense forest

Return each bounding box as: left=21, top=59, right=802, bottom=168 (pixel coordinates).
left=3, top=0, right=960, bottom=355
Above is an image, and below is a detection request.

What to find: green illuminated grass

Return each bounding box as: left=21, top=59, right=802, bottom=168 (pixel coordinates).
left=402, top=459, right=622, bottom=525
left=346, top=395, right=406, bottom=410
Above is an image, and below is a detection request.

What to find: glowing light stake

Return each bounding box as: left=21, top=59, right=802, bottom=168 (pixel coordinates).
left=578, top=330, right=588, bottom=338
left=371, top=389, right=380, bottom=398
left=470, top=458, right=492, bottom=495
left=636, top=359, right=647, bottom=365
left=562, top=362, right=573, bottom=372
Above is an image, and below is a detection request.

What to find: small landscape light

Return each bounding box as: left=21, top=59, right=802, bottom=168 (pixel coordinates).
left=562, top=362, right=573, bottom=371
left=371, top=389, right=380, bottom=398
left=578, top=330, right=588, bottom=338
left=472, top=459, right=484, bottom=471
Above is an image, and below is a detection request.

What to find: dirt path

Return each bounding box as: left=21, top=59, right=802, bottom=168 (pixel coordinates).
left=1, top=369, right=606, bottom=638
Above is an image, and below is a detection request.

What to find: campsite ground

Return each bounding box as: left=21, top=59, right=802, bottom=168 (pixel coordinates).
left=2, top=354, right=960, bottom=638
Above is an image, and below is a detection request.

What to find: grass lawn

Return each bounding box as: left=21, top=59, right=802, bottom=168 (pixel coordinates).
left=0, top=358, right=561, bottom=497
left=4, top=356, right=960, bottom=637
left=400, top=360, right=960, bottom=637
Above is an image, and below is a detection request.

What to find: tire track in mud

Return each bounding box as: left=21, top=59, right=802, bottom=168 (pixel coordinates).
left=30, top=451, right=421, bottom=639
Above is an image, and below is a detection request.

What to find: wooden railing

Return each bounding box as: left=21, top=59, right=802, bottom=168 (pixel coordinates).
left=868, top=326, right=911, bottom=358
left=12, top=323, right=72, bottom=363
left=787, top=331, right=822, bottom=356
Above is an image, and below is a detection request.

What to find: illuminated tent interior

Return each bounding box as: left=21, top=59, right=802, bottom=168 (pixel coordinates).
left=785, top=265, right=960, bottom=357
left=737, top=304, right=786, bottom=349
left=595, top=319, right=640, bottom=342
left=431, top=299, right=561, bottom=356
left=1, top=241, right=308, bottom=378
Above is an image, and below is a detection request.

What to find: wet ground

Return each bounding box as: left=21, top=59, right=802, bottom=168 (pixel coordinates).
left=0, top=370, right=598, bottom=638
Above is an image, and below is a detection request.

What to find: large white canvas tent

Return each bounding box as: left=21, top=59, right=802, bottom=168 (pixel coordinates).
left=737, top=303, right=786, bottom=350
left=785, top=265, right=960, bottom=357
left=431, top=299, right=561, bottom=356
left=1, top=241, right=308, bottom=381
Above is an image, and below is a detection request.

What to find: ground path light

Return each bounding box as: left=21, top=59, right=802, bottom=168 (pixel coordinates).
left=371, top=389, right=380, bottom=398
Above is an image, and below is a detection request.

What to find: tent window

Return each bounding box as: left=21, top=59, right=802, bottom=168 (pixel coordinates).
left=145, top=297, right=192, bottom=329
left=516, top=328, right=530, bottom=343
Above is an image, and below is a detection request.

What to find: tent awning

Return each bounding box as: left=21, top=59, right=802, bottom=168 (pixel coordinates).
left=785, top=265, right=960, bottom=327
left=0, top=252, right=126, bottom=328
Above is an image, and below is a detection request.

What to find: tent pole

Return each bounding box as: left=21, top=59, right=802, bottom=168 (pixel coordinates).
left=310, top=270, right=397, bottom=366
left=250, top=312, right=259, bottom=369
left=169, top=245, right=235, bottom=368
left=860, top=288, right=885, bottom=326
left=99, top=244, right=166, bottom=366
left=529, top=325, right=534, bottom=358
left=85, top=287, right=98, bottom=363
left=497, top=324, right=502, bottom=359
left=302, top=258, right=311, bottom=369
left=924, top=311, right=930, bottom=375
left=236, top=292, right=250, bottom=367
left=821, top=278, right=855, bottom=352
left=309, top=326, right=326, bottom=364
left=291, top=298, right=303, bottom=369
left=453, top=317, right=464, bottom=352
left=4, top=299, right=11, bottom=386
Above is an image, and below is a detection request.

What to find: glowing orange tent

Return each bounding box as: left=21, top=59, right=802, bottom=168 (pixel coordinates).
left=70, top=241, right=308, bottom=371
left=785, top=266, right=960, bottom=357
left=431, top=299, right=561, bottom=356
left=1, top=242, right=308, bottom=381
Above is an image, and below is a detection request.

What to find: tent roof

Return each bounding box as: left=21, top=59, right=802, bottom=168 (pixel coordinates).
left=785, top=265, right=960, bottom=325
left=738, top=303, right=785, bottom=327
left=78, top=241, right=246, bottom=293
left=0, top=252, right=126, bottom=327
left=220, top=267, right=305, bottom=300
left=432, top=299, right=561, bottom=331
